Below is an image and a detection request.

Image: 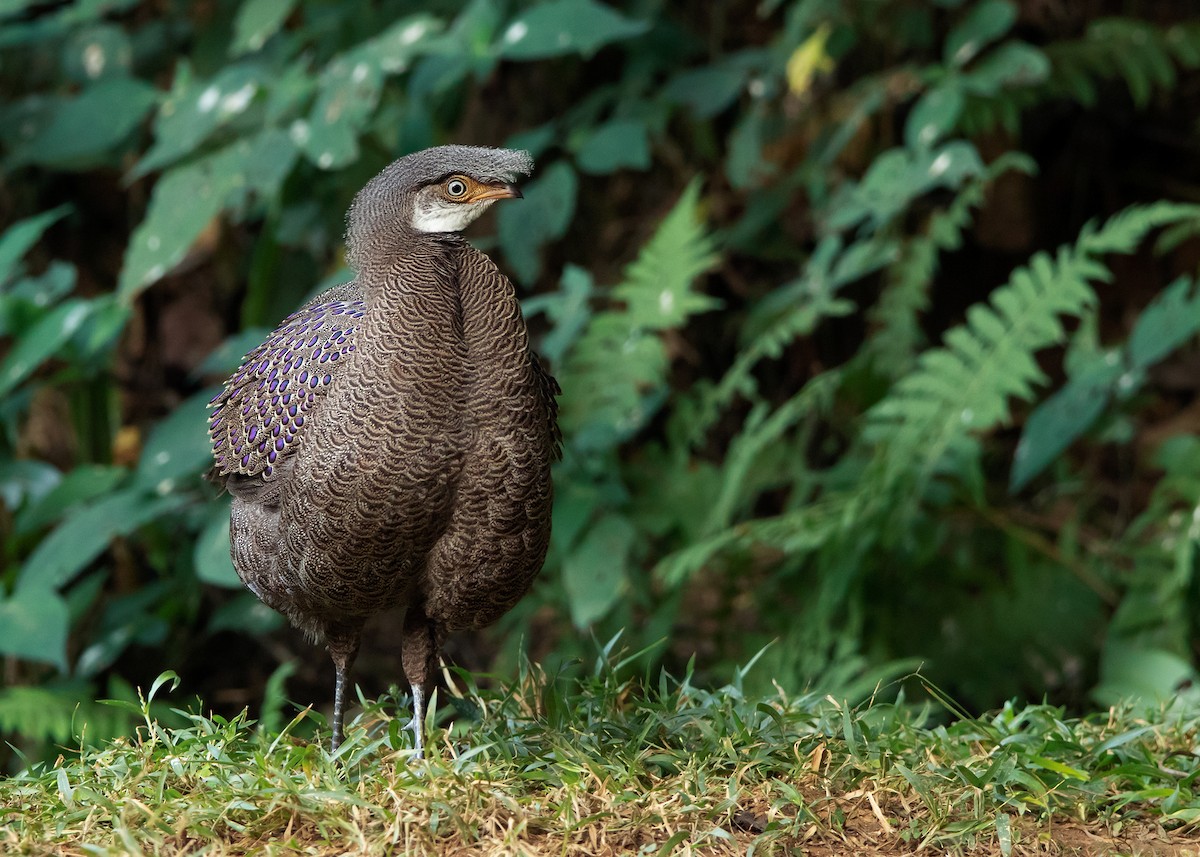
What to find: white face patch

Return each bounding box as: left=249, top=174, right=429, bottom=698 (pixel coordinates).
left=410, top=189, right=495, bottom=233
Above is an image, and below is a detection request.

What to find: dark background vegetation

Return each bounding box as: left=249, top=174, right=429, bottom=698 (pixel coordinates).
left=3, top=0, right=1200, bottom=768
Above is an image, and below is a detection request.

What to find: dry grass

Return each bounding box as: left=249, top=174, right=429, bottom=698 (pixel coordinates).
left=3, top=657, right=1200, bottom=856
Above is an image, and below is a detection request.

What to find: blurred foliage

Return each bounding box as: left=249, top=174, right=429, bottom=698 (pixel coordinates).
left=2, top=0, right=1200, bottom=767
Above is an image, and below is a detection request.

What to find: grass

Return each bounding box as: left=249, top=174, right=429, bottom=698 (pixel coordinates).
left=3, top=647, right=1200, bottom=856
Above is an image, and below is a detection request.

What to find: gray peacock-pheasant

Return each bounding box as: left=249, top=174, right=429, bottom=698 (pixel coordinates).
left=206, top=145, right=560, bottom=756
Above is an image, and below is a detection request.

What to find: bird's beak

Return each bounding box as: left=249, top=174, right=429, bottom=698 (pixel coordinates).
left=473, top=182, right=523, bottom=202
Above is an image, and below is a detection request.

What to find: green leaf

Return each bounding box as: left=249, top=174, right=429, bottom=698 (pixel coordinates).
left=61, top=23, right=133, bottom=83
left=119, top=129, right=298, bottom=300
left=134, top=62, right=265, bottom=177
left=904, top=81, right=964, bottom=149
left=0, top=587, right=70, bottom=670
left=524, top=264, right=594, bottom=367
left=497, top=0, right=648, bottom=60
left=662, top=65, right=746, bottom=119
left=7, top=77, right=157, bottom=168
left=562, top=514, right=635, bottom=627
left=194, top=503, right=241, bottom=588
left=944, top=0, right=1016, bottom=67
left=15, top=464, right=128, bottom=535
left=0, top=298, right=95, bottom=398
left=134, top=391, right=217, bottom=493
left=1009, top=354, right=1121, bottom=492
left=575, top=119, right=651, bottom=174
left=0, top=205, right=70, bottom=286
left=1128, top=276, right=1200, bottom=371
left=17, top=489, right=189, bottom=592
left=962, top=41, right=1050, bottom=93
left=830, top=142, right=985, bottom=230
left=497, top=160, right=577, bottom=285
left=231, top=0, right=297, bottom=55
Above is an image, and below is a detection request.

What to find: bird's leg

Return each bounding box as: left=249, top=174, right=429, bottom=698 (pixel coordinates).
left=326, top=625, right=361, bottom=753
left=401, top=607, right=438, bottom=760
left=408, top=681, right=426, bottom=759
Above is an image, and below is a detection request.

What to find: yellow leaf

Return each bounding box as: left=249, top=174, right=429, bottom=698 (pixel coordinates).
left=786, top=23, right=835, bottom=95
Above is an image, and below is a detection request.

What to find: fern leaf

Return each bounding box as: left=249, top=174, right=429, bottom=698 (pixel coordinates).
left=866, top=201, right=1200, bottom=493
left=558, top=180, right=718, bottom=451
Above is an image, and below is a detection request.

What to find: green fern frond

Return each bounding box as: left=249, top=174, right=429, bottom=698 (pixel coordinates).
left=688, top=233, right=893, bottom=445
left=961, top=18, right=1200, bottom=136
left=0, top=684, right=130, bottom=748
left=558, top=180, right=719, bottom=452
left=866, top=201, right=1200, bottom=494
left=654, top=497, right=847, bottom=590
left=865, top=154, right=1034, bottom=379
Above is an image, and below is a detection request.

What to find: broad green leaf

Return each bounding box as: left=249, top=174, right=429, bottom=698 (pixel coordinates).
left=1009, top=355, right=1121, bottom=492
left=1096, top=644, right=1198, bottom=707
left=208, top=593, right=284, bottom=635
left=198, top=327, right=271, bottom=375
left=962, top=41, right=1050, bottom=93
left=1128, top=276, right=1200, bottom=371
left=135, top=390, right=218, bottom=493
left=61, top=23, right=133, bottom=82
left=120, top=129, right=298, bottom=300
left=497, top=160, right=577, bottom=285
left=0, top=459, right=61, bottom=510
left=904, top=81, right=963, bottom=149
left=497, top=0, right=647, bottom=60
left=562, top=514, right=635, bottom=627
left=231, top=0, right=296, bottom=55
left=662, top=65, right=746, bottom=119
left=296, top=58, right=382, bottom=170
left=944, top=0, right=1016, bottom=67
left=15, top=464, right=128, bottom=535
left=194, top=502, right=241, bottom=587
left=524, top=264, right=594, bottom=367
left=0, top=587, right=70, bottom=670
left=0, top=205, right=70, bottom=286
left=830, top=141, right=985, bottom=230
left=0, top=298, right=95, bottom=398
left=7, top=77, right=158, bottom=168
left=17, top=489, right=189, bottom=592
left=135, top=62, right=265, bottom=177
left=575, top=119, right=651, bottom=174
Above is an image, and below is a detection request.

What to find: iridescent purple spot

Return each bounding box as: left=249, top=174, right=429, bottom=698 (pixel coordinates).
left=275, top=438, right=285, bottom=451
left=310, top=376, right=319, bottom=389
left=257, top=360, right=268, bottom=373
left=279, top=380, right=289, bottom=393
left=234, top=443, right=243, bottom=454
left=268, top=449, right=277, bottom=463
left=241, top=454, right=250, bottom=466
left=288, top=404, right=297, bottom=416
left=213, top=437, right=224, bottom=448
left=307, top=335, right=319, bottom=347
left=258, top=441, right=267, bottom=453
left=271, top=394, right=280, bottom=406
left=264, top=465, right=273, bottom=477
left=268, top=379, right=278, bottom=393
left=247, top=426, right=257, bottom=442
left=330, top=353, right=339, bottom=361
left=272, top=424, right=281, bottom=437
left=298, top=370, right=309, bottom=383
left=319, top=353, right=330, bottom=363
left=295, top=415, right=305, bottom=427
left=348, top=345, right=356, bottom=352
left=322, top=374, right=331, bottom=385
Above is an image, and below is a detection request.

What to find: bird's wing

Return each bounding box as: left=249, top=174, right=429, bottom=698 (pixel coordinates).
left=208, top=281, right=363, bottom=480
left=531, top=352, right=563, bottom=461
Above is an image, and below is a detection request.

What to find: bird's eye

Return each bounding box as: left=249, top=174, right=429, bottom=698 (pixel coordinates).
left=445, top=178, right=469, bottom=198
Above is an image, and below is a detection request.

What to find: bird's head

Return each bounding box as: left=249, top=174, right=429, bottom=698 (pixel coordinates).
left=346, top=145, right=533, bottom=267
